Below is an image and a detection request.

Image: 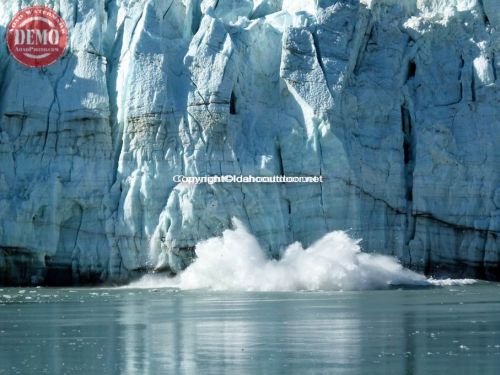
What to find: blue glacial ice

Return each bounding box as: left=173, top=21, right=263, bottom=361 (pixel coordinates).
left=0, top=0, right=499, bottom=284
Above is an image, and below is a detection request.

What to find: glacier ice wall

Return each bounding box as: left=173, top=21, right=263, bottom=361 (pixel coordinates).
left=0, top=0, right=498, bottom=285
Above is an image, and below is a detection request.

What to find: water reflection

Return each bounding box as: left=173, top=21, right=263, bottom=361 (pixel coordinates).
left=117, top=293, right=364, bottom=374
left=0, top=286, right=500, bottom=374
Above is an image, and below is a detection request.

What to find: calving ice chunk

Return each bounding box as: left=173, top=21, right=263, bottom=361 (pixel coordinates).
left=131, top=219, right=431, bottom=291
left=130, top=219, right=474, bottom=291
left=0, top=0, right=498, bottom=285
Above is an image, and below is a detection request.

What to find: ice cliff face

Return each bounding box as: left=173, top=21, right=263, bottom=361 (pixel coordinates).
left=0, top=0, right=498, bottom=285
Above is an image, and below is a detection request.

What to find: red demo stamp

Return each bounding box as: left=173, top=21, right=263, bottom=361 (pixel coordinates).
left=6, top=6, right=68, bottom=68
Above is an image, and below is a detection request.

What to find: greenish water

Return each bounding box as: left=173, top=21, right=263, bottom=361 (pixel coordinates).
left=0, top=283, right=500, bottom=374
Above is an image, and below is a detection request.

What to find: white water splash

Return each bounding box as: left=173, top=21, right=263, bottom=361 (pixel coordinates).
left=128, top=220, right=475, bottom=291
left=427, top=278, right=476, bottom=286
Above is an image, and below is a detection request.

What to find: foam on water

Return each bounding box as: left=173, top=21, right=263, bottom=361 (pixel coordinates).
left=128, top=220, right=475, bottom=291
left=427, top=278, right=476, bottom=286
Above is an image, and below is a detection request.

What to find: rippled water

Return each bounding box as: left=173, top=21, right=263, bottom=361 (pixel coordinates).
left=1, top=284, right=500, bottom=374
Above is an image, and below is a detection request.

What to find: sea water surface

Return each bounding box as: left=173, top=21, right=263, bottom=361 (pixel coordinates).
left=1, top=283, right=500, bottom=374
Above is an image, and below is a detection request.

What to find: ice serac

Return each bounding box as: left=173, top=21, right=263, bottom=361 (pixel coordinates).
left=0, top=0, right=498, bottom=285
left=0, top=1, right=112, bottom=285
